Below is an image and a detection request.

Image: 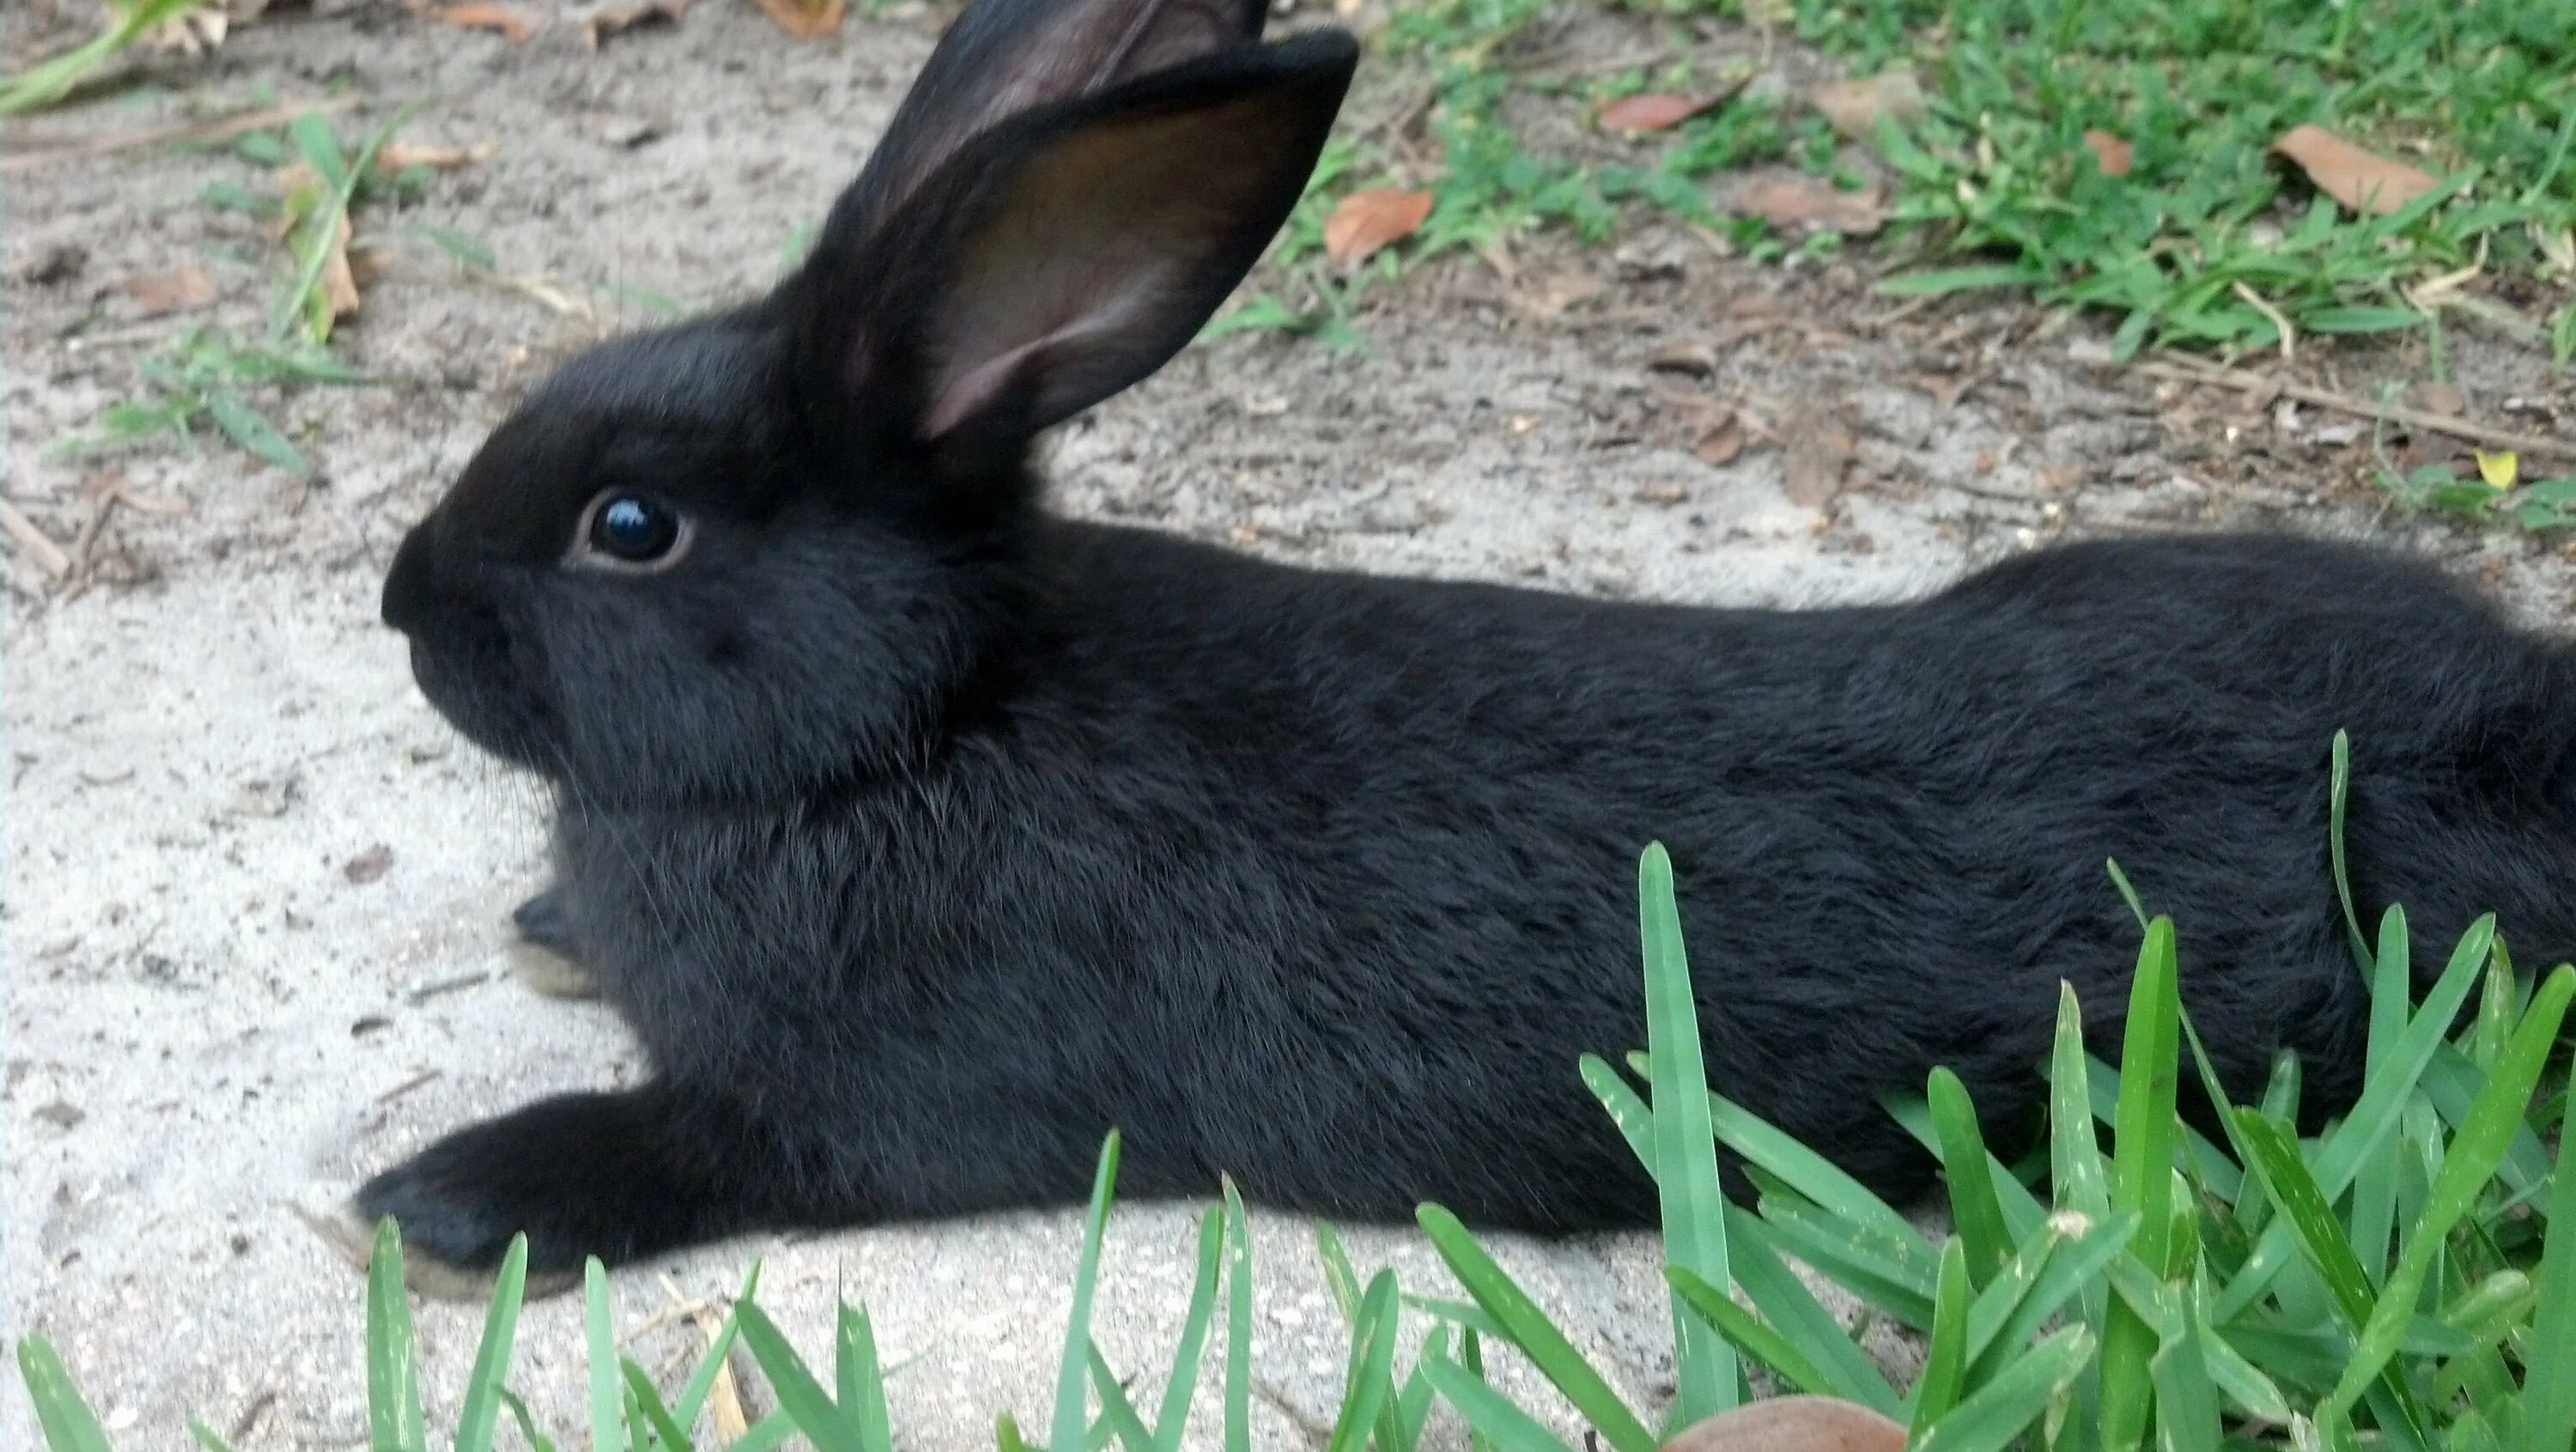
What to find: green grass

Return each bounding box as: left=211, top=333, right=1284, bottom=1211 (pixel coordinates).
left=17, top=729, right=2576, bottom=1452
left=1249, top=0, right=2573, bottom=356
left=0, top=0, right=208, bottom=117
left=45, top=106, right=475, bottom=477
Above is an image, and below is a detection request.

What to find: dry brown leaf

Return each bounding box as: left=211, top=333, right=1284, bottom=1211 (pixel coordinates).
left=319, top=213, right=361, bottom=327
left=1807, top=71, right=1926, bottom=143
left=374, top=139, right=499, bottom=172
left=1692, top=415, right=1745, bottom=466
left=2270, top=123, right=2436, bottom=216
left=120, top=265, right=218, bottom=318
left=1323, top=187, right=1432, bottom=266
left=1779, top=412, right=1856, bottom=507
left=1599, top=93, right=1715, bottom=134
left=2081, top=128, right=2132, bottom=177
left=433, top=1, right=544, bottom=39
left=746, top=0, right=844, bottom=37
left=1727, top=171, right=1886, bottom=237
left=574, top=0, right=690, bottom=47
left=1663, top=1398, right=1908, bottom=1452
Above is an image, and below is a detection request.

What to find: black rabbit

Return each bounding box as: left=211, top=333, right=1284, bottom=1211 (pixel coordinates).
left=358, top=0, right=2576, bottom=1291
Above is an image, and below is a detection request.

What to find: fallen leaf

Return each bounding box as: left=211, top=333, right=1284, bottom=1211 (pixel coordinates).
left=2476, top=449, right=2518, bottom=489
left=1507, top=271, right=1604, bottom=318
left=1692, top=415, right=1745, bottom=466
left=1600, top=93, right=1715, bottom=134
left=343, top=843, right=394, bottom=884
left=148, top=7, right=230, bottom=57
left=433, top=2, right=544, bottom=39
left=1663, top=1398, right=1907, bottom=1452
left=119, top=265, right=218, bottom=317
left=573, top=0, right=690, bottom=47
left=2081, top=128, right=2132, bottom=177
left=2416, top=380, right=2468, bottom=416
left=746, top=0, right=844, bottom=36
left=317, top=213, right=361, bottom=330
left=1780, top=411, right=1855, bottom=507
left=1726, top=171, right=1886, bottom=236
left=1323, top=187, right=1432, bottom=265
left=374, top=139, right=498, bottom=173
left=2270, top=124, right=2437, bottom=216
left=1807, top=71, right=1925, bottom=143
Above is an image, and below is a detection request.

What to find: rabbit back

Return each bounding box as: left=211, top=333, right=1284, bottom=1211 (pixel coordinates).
left=550, top=525, right=2576, bottom=1230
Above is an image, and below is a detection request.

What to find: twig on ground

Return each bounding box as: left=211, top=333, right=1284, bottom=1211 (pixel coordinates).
left=2229, top=283, right=2296, bottom=363
left=662, top=1272, right=753, bottom=1438
left=0, top=94, right=361, bottom=175
left=0, top=500, right=74, bottom=578
left=374, top=1069, right=442, bottom=1104
left=2134, top=357, right=2576, bottom=459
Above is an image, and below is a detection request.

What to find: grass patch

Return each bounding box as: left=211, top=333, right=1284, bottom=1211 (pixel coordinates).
left=46, top=105, right=476, bottom=477
left=18, top=731, right=2576, bottom=1452
left=1224, top=0, right=2573, bottom=371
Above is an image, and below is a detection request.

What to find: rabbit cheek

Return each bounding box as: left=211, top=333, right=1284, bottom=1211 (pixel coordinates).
left=400, top=594, right=562, bottom=774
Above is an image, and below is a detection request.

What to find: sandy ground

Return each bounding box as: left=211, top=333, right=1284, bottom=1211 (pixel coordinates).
left=6, top=3, right=2573, bottom=1450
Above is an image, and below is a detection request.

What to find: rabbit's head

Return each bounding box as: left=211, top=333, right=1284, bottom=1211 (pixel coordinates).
left=381, top=0, right=1355, bottom=807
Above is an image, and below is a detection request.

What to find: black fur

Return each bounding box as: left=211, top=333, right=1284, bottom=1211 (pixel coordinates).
left=360, top=0, right=2576, bottom=1279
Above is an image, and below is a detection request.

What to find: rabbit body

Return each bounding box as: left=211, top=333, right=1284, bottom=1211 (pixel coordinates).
left=355, top=0, right=2576, bottom=1283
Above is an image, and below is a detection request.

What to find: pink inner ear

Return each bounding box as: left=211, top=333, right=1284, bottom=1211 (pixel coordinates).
left=920, top=338, right=1050, bottom=440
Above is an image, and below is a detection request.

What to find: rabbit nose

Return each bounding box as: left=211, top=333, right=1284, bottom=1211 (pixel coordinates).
left=381, top=521, right=440, bottom=635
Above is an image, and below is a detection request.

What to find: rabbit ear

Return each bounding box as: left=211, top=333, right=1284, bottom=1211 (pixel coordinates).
left=793, top=33, right=1356, bottom=459
left=825, top=0, right=1272, bottom=248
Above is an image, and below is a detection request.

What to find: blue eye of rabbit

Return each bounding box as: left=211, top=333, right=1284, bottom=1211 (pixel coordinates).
left=588, top=494, right=682, bottom=564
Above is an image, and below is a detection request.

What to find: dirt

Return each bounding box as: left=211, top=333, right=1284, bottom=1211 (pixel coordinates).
left=4, top=3, right=2573, bottom=1450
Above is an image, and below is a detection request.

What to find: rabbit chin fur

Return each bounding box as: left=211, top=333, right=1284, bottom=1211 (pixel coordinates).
left=355, top=8, right=2576, bottom=1286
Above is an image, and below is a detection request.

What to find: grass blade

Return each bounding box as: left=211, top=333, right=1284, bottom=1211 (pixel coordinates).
left=368, top=1218, right=428, bottom=1452
left=2229, top=1113, right=2378, bottom=1327
left=2327, top=966, right=2576, bottom=1419
left=1223, top=1180, right=1253, bottom=1452
left=729, top=1410, right=797, bottom=1452
left=1085, top=1346, right=1157, bottom=1452
left=2526, top=1074, right=2576, bottom=1452
left=586, top=1261, right=624, bottom=1452
left=1417, top=1205, right=1656, bottom=1452
left=1417, top=1353, right=1579, bottom=1452
left=454, top=1235, right=531, bottom=1452
left=1724, top=1209, right=1904, bottom=1415
left=494, top=1388, right=555, bottom=1452
left=838, top=1303, right=893, bottom=1452
left=1054, top=1133, right=1124, bottom=1452
left=1321, top=1273, right=1400, bottom=1452
left=1928, top=1069, right=2010, bottom=1285
left=1911, top=1327, right=2096, bottom=1452
left=2216, top=914, right=2494, bottom=1317
left=2327, top=732, right=2368, bottom=967
left=674, top=1264, right=761, bottom=1434
left=1666, top=1265, right=1838, bottom=1401
left=1965, top=1214, right=2138, bottom=1372
left=1394, top=1329, right=1447, bottom=1452
left=1910, top=1239, right=1973, bottom=1437
left=17, top=1336, right=113, bottom=1452
left=1154, top=1209, right=1226, bottom=1452
left=2148, top=1281, right=2220, bottom=1452
left=2049, top=984, right=2111, bottom=1221
left=2098, top=917, right=2179, bottom=1452
left=1637, top=843, right=1736, bottom=1426
left=622, top=1362, right=696, bottom=1452
left=2350, top=907, right=2413, bottom=1287
left=736, top=1303, right=861, bottom=1452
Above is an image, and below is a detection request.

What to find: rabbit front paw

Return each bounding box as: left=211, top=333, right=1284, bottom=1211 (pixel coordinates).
left=508, top=884, right=602, bottom=1000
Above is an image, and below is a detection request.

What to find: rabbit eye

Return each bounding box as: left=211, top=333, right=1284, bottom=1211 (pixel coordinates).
left=576, top=491, right=690, bottom=570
